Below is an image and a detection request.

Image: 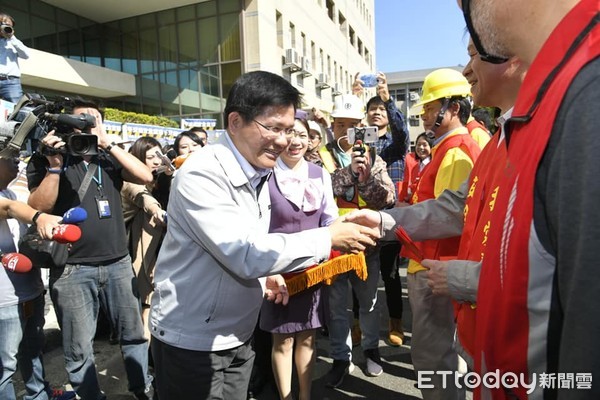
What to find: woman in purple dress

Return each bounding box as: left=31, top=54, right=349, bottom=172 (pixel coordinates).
left=259, top=116, right=338, bottom=400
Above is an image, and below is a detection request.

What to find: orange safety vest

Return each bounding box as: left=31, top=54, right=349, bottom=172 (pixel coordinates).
left=408, top=131, right=481, bottom=262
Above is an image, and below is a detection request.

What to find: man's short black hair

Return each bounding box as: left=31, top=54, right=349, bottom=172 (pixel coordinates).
left=448, top=96, right=472, bottom=126
left=64, top=96, right=105, bottom=121
left=472, top=107, right=498, bottom=133
left=224, top=71, right=301, bottom=129
left=366, top=96, right=385, bottom=111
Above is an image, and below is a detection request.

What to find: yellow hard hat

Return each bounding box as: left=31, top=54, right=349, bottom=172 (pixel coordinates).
left=414, top=68, right=472, bottom=107
left=331, top=94, right=365, bottom=120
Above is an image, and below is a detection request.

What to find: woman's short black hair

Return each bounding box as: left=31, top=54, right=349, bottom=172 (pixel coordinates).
left=174, top=130, right=204, bottom=155
left=415, top=131, right=434, bottom=149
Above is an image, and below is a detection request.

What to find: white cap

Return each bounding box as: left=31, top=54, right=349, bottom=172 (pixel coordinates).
left=307, top=120, right=321, bottom=133
left=331, top=94, right=365, bottom=120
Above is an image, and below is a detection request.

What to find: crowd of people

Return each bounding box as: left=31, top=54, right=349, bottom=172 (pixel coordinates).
left=0, top=0, right=598, bottom=399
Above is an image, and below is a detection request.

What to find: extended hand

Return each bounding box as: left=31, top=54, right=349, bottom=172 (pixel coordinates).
left=352, top=72, right=364, bottom=97
left=36, top=213, right=64, bottom=240
left=264, top=275, right=289, bottom=305
left=329, top=218, right=380, bottom=254
left=376, top=72, right=390, bottom=102
left=151, top=209, right=167, bottom=227
left=343, top=209, right=382, bottom=232
left=423, top=259, right=450, bottom=296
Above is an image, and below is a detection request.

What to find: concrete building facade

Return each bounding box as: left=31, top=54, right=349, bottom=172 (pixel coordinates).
left=2, top=0, right=374, bottom=127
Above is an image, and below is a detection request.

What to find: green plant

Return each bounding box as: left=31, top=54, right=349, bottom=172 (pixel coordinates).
left=104, top=108, right=178, bottom=128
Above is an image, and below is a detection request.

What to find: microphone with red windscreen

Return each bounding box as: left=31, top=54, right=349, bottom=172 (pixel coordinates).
left=52, top=224, right=82, bottom=244
left=1, top=252, right=33, bottom=273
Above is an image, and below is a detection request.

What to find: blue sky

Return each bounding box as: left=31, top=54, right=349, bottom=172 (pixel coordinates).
left=375, top=0, right=470, bottom=73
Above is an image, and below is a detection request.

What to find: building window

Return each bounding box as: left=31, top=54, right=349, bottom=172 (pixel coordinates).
left=338, top=12, right=347, bottom=35
left=301, top=32, right=307, bottom=57
left=289, top=22, right=296, bottom=48
left=276, top=11, right=283, bottom=48
left=326, top=0, right=335, bottom=22
left=409, top=116, right=421, bottom=127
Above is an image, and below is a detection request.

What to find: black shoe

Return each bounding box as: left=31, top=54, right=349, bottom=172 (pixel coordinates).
left=325, top=359, right=354, bottom=388
left=364, top=348, right=383, bottom=377
left=247, top=370, right=270, bottom=399
left=135, top=382, right=157, bottom=400
left=109, top=330, right=119, bottom=345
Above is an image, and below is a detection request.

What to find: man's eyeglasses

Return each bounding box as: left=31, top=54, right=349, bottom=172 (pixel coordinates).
left=253, top=119, right=296, bottom=139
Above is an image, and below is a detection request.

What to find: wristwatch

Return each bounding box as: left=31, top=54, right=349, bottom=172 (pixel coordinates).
left=105, top=141, right=117, bottom=152
left=46, top=167, right=62, bottom=174
left=32, top=211, right=44, bottom=225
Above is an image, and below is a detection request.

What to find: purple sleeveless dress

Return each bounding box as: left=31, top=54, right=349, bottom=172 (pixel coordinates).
left=259, top=163, right=327, bottom=333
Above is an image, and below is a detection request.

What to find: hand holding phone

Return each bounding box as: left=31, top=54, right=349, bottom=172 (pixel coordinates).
left=156, top=150, right=176, bottom=173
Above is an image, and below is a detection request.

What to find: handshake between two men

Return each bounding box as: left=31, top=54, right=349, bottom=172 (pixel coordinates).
left=265, top=209, right=383, bottom=306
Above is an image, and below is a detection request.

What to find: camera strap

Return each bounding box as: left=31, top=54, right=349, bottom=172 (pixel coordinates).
left=78, top=163, right=97, bottom=201
left=0, top=111, right=38, bottom=159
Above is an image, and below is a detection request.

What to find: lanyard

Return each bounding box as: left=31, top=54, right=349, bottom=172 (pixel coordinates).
left=83, top=161, right=104, bottom=197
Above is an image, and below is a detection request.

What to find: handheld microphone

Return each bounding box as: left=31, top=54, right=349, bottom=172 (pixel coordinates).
left=1, top=253, right=33, bottom=273
left=173, top=154, right=190, bottom=169
left=62, top=207, right=88, bottom=224
left=52, top=224, right=82, bottom=244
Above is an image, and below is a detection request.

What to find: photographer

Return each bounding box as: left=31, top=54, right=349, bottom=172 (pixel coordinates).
left=319, top=94, right=395, bottom=388
left=0, top=13, right=29, bottom=104
left=353, top=72, right=411, bottom=347
left=26, top=98, right=156, bottom=400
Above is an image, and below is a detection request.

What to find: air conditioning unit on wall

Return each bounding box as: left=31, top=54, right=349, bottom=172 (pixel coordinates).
left=284, top=49, right=301, bottom=72
left=316, top=73, right=330, bottom=89
left=332, top=83, right=342, bottom=96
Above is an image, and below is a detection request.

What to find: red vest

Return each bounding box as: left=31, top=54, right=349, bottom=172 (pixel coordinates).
left=454, top=132, right=507, bottom=358
left=398, top=152, right=419, bottom=202
left=475, top=2, right=600, bottom=399
left=409, top=131, right=481, bottom=261
left=466, top=119, right=489, bottom=136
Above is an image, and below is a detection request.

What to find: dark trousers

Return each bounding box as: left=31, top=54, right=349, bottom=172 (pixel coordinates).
left=379, top=242, right=404, bottom=320
left=151, top=336, right=254, bottom=400
left=353, top=243, right=404, bottom=320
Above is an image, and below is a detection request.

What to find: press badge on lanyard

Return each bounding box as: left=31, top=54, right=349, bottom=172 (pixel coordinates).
left=86, top=163, right=112, bottom=219
left=96, top=195, right=111, bottom=218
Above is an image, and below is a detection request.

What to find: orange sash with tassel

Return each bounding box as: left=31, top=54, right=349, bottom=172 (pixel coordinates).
left=283, top=250, right=367, bottom=296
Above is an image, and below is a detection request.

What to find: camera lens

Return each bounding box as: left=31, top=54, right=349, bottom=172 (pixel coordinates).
left=68, top=134, right=98, bottom=156
left=2, top=25, right=13, bottom=34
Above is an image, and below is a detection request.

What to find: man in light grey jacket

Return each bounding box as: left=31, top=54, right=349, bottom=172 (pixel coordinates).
left=150, top=71, right=379, bottom=400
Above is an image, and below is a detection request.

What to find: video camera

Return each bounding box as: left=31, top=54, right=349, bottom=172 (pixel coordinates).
left=0, top=94, right=99, bottom=158
left=347, top=126, right=378, bottom=155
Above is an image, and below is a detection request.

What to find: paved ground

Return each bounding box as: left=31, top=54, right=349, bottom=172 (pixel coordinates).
left=13, top=267, right=471, bottom=399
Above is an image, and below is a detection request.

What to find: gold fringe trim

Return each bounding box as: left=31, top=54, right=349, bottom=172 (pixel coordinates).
left=285, top=252, right=367, bottom=296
